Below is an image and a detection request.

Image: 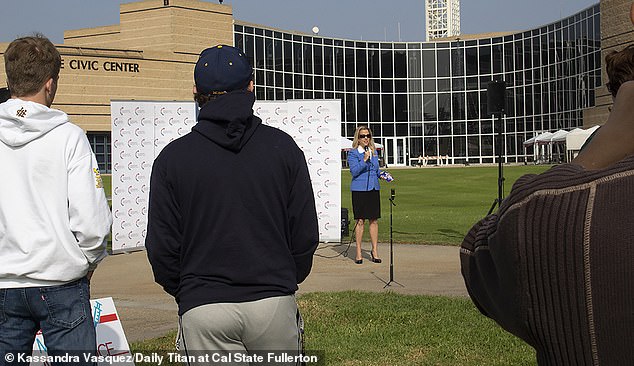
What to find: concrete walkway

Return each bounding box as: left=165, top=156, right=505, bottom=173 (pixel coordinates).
left=90, top=242, right=467, bottom=343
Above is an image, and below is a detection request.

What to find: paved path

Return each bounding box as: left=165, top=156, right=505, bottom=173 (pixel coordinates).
left=90, top=242, right=467, bottom=343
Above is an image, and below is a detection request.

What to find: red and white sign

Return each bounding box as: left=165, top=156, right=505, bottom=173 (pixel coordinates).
left=32, top=297, right=134, bottom=366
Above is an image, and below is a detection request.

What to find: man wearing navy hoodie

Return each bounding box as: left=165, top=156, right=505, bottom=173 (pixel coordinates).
left=145, top=45, right=319, bottom=360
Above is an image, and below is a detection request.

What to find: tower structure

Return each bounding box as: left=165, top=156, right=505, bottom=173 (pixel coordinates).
left=425, top=0, right=460, bottom=41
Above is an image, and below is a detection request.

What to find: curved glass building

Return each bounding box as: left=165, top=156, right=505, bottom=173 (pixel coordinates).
left=235, top=4, right=601, bottom=166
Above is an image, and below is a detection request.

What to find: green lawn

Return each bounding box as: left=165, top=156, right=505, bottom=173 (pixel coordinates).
left=131, top=292, right=535, bottom=366
left=103, top=164, right=551, bottom=245
left=343, top=164, right=550, bottom=245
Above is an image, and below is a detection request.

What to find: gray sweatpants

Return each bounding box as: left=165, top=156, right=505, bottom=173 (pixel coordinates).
left=178, top=295, right=303, bottom=365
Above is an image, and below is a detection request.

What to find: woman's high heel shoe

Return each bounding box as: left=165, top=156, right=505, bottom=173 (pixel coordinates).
left=370, top=251, right=382, bottom=263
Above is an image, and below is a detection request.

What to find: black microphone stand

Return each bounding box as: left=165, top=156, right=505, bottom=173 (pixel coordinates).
left=487, top=111, right=505, bottom=215
left=384, top=188, right=403, bottom=288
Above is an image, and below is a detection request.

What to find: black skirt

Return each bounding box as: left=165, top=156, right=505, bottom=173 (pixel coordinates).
left=352, top=190, right=381, bottom=219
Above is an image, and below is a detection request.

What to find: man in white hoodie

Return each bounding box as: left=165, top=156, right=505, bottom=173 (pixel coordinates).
left=0, top=35, right=112, bottom=364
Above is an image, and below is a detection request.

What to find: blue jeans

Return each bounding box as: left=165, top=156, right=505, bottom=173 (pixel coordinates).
left=0, top=278, right=96, bottom=366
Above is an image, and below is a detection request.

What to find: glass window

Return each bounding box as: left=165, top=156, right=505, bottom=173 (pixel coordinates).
left=422, top=50, right=436, bottom=78
left=274, top=39, right=283, bottom=72
left=453, top=121, right=466, bottom=135
left=382, top=94, right=394, bottom=122
left=438, top=93, right=451, bottom=121
left=313, top=45, right=323, bottom=75
left=395, top=50, right=407, bottom=78
left=345, top=48, right=355, bottom=77
left=438, top=79, right=450, bottom=92
left=357, top=94, right=368, bottom=122
left=345, top=93, right=356, bottom=122
left=466, top=47, right=478, bottom=76
left=369, top=50, right=380, bottom=78
left=493, top=44, right=503, bottom=74
left=424, top=123, right=437, bottom=136
left=479, top=45, right=491, bottom=75
left=437, top=49, right=450, bottom=77
left=369, top=79, right=380, bottom=92
left=395, top=94, right=408, bottom=122
left=323, top=46, right=333, bottom=75
left=423, top=94, right=437, bottom=120
left=369, top=94, right=381, bottom=122
left=290, top=42, right=301, bottom=73
left=453, top=136, right=466, bottom=157
left=409, top=79, right=422, bottom=92
left=424, top=137, right=438, bottom=156
left=334, top=48, right=344, bottom=76
left=468, top=136, right=480, bottom=157
left=265, top=38, right=274, bottom=70
left=356, top=49, right=367, bottom=77
left=408, top=50, right=422, bottom=78
left=451, top=48, right=464, bottom=76
left=439, top=122, right=451, bottom=135
left=395, top=80, right=407, bottom=93
left=452, top=94, right=465, bottom=120
left=284, top=41, right=294, bottom=73
left=381, top=80, right=393, bottom=93
left=439, top=136, right=452, bottom=156
left=409, top=93, right=422, bottom=121
left=423, top=79, right=436, bottom=92
left=381, top=50, right=393, bottom=78
left=466, top=92, right=479, bottom=120
left=88, top=133, right=112, bottom=173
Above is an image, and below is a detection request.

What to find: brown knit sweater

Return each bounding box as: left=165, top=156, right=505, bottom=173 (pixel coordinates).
left=461, top=157, right=634, bottom=366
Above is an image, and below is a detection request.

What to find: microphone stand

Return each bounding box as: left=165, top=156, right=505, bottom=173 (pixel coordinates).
left=384, top=189, right=403, bottom=288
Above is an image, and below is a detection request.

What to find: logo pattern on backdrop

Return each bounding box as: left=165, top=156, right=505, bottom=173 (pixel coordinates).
left=111, top=100, right=341, bottom=252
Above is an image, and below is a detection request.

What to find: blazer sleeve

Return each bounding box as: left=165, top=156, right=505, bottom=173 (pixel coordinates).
left=348, top=150, right=367, bottom=178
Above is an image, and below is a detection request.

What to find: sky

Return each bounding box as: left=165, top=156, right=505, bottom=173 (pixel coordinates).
left=0, top=0, right=599, bottom=44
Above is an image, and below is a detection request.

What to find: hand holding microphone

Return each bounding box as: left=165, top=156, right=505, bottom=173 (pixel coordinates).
left=364, top=146, right=371, bottom=163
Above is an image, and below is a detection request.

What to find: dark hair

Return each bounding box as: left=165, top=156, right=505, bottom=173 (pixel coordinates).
left=3, top=34, right=61, bottom=97
left=193, top=77, right=252, bottom=108
left=193, top=92, right=222, bottom=108
left=605, top=44, right=634, bottom=98
left=0, top=87, right=10, bottom=103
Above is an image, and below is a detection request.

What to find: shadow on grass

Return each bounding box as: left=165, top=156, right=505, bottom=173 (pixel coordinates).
left=392, top=228, right=464, bottom=241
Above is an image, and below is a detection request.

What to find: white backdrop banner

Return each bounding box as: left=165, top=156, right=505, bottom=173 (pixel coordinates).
left=111, top=99, right=341, bottom=252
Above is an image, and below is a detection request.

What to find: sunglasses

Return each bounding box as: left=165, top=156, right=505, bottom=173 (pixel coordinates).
left=359, top=134, right=371, bottom=139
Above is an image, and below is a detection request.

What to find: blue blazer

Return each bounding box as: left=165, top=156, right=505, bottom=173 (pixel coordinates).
left=348, top=148, right=380, bottom=191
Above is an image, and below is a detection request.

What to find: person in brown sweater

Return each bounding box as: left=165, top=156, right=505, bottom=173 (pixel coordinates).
left=460, top=46, right=634, bottom=365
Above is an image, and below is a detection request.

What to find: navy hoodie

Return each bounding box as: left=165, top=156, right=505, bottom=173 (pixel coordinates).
left=145, top=90, right=319, bottom=315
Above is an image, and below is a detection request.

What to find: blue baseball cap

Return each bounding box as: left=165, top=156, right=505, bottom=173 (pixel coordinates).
left=194, top=45, right=253, bottom=95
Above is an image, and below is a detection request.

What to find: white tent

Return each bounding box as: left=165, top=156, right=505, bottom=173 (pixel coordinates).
left=566, top=125, right=600, bottom=150
left=550, top=129, right=569, bottom=163
left=566, top=125, right=600, bottom=161
left=535, top=132, right=555, bottom=144
left=523, top=135, right=537, bottom=147
left=341, top=137, right=354, bottom=151
left=550, top=129, right=569, bottom=143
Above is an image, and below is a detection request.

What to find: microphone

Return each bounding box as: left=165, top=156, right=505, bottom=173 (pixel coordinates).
left=364, top=146, right=371, bottom=164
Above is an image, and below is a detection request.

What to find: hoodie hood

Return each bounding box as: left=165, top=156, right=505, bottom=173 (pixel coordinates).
left=193, top=90, right=261, bottom=152
left=0, top=99, right=68, bottom=147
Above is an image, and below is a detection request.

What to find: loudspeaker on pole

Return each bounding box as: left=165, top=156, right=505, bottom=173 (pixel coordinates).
left=487, top=80, right=506, bottom=115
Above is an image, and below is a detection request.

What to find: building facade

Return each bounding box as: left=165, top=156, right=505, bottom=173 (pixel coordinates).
left=235, top=5, right=601, bottom=166
left=1, top=0, right=629, bottom=173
